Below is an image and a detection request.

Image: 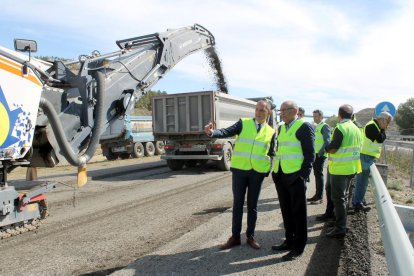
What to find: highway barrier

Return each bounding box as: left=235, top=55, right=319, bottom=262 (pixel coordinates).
left=370, top=164, right=414, bottom=276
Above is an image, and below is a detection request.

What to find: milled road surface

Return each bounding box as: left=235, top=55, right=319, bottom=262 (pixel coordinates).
left=0, top=156, right=387, bottom=275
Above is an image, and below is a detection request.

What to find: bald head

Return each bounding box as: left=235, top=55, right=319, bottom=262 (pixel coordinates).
left=338, top=104, right=353, bottom=119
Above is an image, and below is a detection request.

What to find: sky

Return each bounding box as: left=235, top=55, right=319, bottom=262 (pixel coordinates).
left=1, top=0, right=413, bottom=117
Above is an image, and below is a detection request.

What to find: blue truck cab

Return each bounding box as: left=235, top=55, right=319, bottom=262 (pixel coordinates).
left=100, top=115, right=164, bottom=160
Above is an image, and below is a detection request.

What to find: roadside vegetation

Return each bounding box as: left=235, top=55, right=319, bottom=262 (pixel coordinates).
left=379, top=148, right=414, bottom=205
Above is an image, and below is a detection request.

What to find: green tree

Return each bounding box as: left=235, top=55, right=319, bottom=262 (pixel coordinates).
left=135, top=90, right=167, bottom=111
left=394, top=98, right=414, bottom=135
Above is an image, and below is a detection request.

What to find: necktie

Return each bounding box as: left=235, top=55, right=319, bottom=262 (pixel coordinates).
left=257, top=124, right=261, bottom=132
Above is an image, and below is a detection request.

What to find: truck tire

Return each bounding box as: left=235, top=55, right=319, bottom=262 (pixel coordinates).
left=155, top=141, right=165, bottom=155
left=217, top=143, right=232, bottom=171
left=167, top=159, right=184, bottom=171
left=133, top=142, right=145, bottom=158
left=144, top=142, right=155, bottom=157
left=105, top=152, right=118, bottom=161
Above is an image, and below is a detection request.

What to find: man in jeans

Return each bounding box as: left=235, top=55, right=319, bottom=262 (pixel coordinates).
left=352, top=112, right=393, bottom=211
left=308, top=109, right=331, bottom=204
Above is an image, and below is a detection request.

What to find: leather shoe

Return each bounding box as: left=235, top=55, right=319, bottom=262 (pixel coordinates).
left=310, top=198, right=323, bottom=204
left=282, top=250, right=302, bottom=261
left=271, top=241, right=291, bottom=251
left=326, top=229, right=346, bottom=239
left=246, top=236, right=260, bottom=250
left=219, top=237, right=241, bottom=250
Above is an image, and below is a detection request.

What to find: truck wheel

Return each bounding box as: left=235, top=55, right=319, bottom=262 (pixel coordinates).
left=120, top=153, right=131, bottom=159
left=155, top=141, right=165, bottom=155
left=167, top=160, right=184, bottom=171
left=217, top=143, right=232, bottom=171
left=144, top=142, right=155, bottom=157
left=133, top=142, right=145, bottom=158
left=105, top=152, right=118, bottom=161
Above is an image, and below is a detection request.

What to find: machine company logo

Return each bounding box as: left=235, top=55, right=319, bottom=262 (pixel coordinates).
left=0, top=86, right=29, bottom=148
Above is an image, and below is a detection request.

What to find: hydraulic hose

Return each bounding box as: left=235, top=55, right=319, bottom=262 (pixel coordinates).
left=39, top=71, right=105, bottom=166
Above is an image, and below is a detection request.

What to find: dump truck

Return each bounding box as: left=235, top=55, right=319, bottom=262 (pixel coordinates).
left=152, top=91, right=277, bottom=171
left=99, top=115, right=164, bottom=160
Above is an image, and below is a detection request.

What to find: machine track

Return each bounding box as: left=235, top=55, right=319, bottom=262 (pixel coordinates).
left=0, top=199, right=48, bottom=240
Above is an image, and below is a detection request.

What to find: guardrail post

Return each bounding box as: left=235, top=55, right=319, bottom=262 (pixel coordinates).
left=376, top=163, right=389, bottom=186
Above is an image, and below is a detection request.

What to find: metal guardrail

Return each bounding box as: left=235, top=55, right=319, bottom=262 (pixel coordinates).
left=387, top=135, right=414, bottom=141
left=370, top=164, right=414, bottom=276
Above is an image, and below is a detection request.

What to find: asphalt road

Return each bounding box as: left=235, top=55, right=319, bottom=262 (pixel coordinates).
left=1, top=156, right=387, bottom=275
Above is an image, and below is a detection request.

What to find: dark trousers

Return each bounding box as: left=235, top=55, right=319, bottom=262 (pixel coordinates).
left=324, top=170, right=334, bottom=217
left=272, top=173, right=308, bottom=253
left=313, top=155, right=326, bottom=199
left=330, top=173, right=354, bottom=233
left=231, top=169, right=265, bottom=239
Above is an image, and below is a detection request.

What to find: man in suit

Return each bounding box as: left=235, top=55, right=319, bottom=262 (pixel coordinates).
left=271, top=100, right=315, bottom=261
left=205, top=99, right=275, bottom=250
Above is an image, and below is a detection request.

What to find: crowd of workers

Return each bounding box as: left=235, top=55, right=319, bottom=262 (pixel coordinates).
left=204, top=100, right=393, bottom=261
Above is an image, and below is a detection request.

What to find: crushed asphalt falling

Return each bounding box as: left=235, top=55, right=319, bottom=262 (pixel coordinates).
left=205, top=47, right=228, bottom=93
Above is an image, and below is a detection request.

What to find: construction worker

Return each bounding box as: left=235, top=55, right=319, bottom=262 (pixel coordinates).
left=325, top=104, right=362, bottom=238
left=308, top=109, right=331, bottom=204
left=352, top=111, right=393, bottom=211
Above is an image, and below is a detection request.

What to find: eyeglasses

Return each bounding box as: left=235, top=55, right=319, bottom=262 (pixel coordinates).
left=279, top=107, right=294, bottom=113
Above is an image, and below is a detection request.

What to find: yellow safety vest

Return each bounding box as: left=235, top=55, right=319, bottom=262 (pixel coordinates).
left=231, top=118, right=275, bottom=173
left=273, top=119, right=304, bottom=174
left=315, top=122, right=329, bottom=157
left=361, top=120, right=382, bottom=158
left=328, top=120, right=362, bottom=175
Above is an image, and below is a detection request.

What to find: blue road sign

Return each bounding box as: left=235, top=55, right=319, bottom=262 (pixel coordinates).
left=375, top=101, right=396, bottom=117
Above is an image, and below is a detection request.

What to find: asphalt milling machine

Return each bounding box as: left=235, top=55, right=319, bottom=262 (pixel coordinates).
left=0, top=24, right=218, bottom=238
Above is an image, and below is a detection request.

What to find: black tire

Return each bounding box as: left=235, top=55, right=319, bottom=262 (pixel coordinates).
left=217, top=143, right=232, bottom=171
left=132, top=142, right=145, bottom=158
left=155, top=141, right=165, bottom=155
left=167, top=160, right=184, bottom=171
left=105, top=151, right=118, bottom=161
left=144, top=142, right=155, bottom=157
left=120, top=153, right=131, bottom=160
